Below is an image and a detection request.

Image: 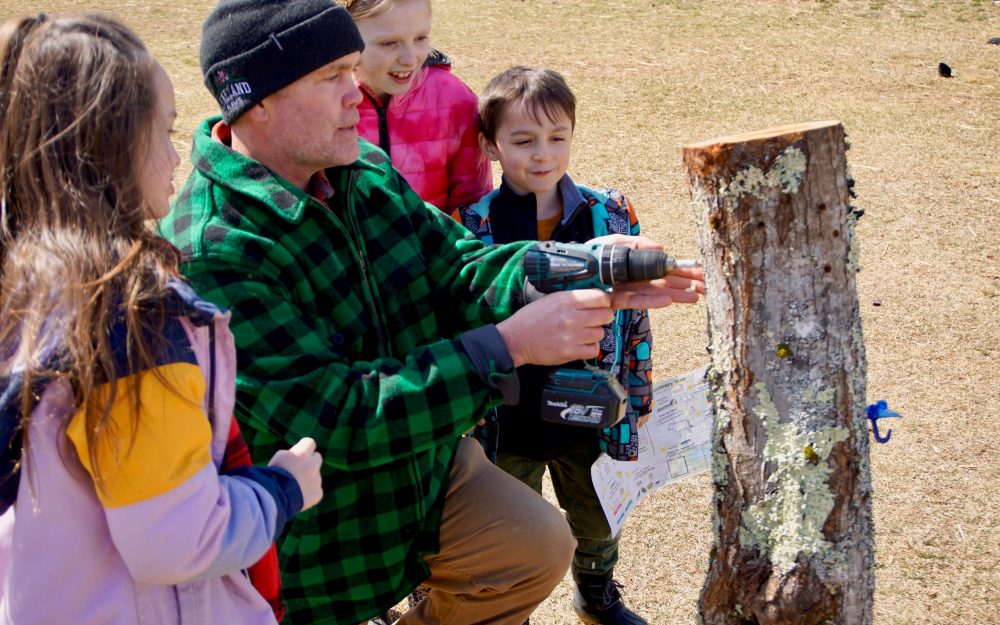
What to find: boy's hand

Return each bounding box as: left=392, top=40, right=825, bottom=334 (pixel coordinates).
left=496, top=289, right=614, bottom=368
left=585, top=233, right=662, bottom=250
left=583, top=234, right=705, bottom=309
left=611, top=266, right=704, bottom=309
left=268, top=437, right=324, bottom=512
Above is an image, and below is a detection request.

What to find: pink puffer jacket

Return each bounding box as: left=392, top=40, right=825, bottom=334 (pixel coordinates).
left=357, top=59, right=492, bottom=213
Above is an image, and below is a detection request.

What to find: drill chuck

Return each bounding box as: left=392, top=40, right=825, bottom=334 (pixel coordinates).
left=605, top=247, right=670, bottom=282
left=524, top=241, right=693, bottom=293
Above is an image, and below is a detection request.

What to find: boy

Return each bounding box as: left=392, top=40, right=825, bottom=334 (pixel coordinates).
left=453, top=66, right=652, bottom=625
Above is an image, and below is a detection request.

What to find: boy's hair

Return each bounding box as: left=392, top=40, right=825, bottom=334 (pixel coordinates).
left=479, top=66, right=576, bottom=144
left=0, top=12, right=180, bottom=487
left=339, top=0, right=431, bottom=21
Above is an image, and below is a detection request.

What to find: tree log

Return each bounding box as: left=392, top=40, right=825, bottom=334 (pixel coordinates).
left=684, top=121, right=873, bottom=625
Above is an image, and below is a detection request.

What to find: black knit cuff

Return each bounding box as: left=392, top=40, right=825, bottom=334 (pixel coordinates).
left=459, top=325, right=520, bottom=405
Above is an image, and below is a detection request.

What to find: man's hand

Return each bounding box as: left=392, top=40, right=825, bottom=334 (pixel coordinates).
left=269, top=437, right=324, bottom=512
left=496, top=289, right=614, bottom=368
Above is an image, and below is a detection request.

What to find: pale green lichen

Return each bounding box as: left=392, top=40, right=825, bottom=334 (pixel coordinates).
left=726, top=166, right=769, bottom=200
left=801, top=383, right=835, bottom=405
left=770, top=146, right=808, bottom=194
left=739, top=382, right=849, bottom=573
left=850, top=322, right=867, bottom=376
left=721, top=146, right=808, bottom=201
left=708, top=330, right=733, bottom=383
left=815, top=386, right=835, bottom=403
left=711, top=434, right=730, bottom=487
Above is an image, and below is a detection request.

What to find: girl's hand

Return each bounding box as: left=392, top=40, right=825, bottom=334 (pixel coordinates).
left=269, top=437, right=324, bottom=512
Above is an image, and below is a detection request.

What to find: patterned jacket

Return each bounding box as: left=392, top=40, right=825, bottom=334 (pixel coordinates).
left=356, top=51, right=492, bottom=213
left=453, top=176, right=654, bottom=462
left=159, top=118, right=532, bottom=625
left=0, top=280, right=301, bottom=625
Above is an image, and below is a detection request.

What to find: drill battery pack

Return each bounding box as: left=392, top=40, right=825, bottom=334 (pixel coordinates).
left=540, top=367, right=628, bottom=429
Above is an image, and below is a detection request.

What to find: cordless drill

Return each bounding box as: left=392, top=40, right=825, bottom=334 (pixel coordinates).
left=523, top=241, right=699, bottom=429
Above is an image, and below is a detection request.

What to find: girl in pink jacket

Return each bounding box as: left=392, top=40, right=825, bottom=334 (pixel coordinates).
left=345, top=0, right=493, bottom=213
left=0, top=13, right=323, bottom=624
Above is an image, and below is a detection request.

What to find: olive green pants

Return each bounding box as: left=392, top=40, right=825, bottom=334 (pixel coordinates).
left=496, top=442, right=618, bottom=580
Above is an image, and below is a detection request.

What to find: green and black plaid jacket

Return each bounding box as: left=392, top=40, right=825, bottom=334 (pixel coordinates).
left=160, top=117, right=533, bottom=624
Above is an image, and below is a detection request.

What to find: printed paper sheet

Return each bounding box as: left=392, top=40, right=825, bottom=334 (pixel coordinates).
left=591, top=367, right=713, bottom=536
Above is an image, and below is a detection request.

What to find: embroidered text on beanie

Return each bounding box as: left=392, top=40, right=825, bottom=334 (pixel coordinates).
left=200, top=0, right=364, bottom=123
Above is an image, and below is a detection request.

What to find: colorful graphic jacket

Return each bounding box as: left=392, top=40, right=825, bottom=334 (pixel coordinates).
left=356, top=50, right=492, bottom=213
left=453, top=175, right=654, bottom=462
left=159, top=119, right=534, bottom=625
left=0, top=279, right=302, bottom=625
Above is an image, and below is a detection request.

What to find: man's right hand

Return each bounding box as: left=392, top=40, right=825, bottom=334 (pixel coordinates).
left=496, top=289, right=614, bottom=368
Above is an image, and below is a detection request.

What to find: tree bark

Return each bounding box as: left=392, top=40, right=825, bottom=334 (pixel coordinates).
left=683, top=121, right=873, bottom=625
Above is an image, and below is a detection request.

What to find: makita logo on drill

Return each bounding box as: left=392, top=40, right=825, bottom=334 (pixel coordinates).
left=560, top=405, right=603, bottom=424
left=546, top=400, right=569, bottom=408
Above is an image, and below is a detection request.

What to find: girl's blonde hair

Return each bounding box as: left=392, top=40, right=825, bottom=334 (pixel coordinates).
left=339, top=0, right=430, bottom=21
left=0, top=13, right=180, bottom=487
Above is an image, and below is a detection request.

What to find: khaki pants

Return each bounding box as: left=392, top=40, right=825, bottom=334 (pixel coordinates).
left=397, top=438, right=575, bottom=625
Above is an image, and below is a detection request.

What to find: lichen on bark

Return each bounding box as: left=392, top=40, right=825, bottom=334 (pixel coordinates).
left=739, top=382, right=849, bottom=574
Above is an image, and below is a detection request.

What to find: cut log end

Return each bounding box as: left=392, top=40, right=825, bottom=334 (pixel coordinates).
left=683, top=120, right=843, bottom=150
left=682, top=121, right=844, bottom=184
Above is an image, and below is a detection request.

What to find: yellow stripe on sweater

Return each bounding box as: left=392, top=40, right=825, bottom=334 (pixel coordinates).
left=66, top=362, right=213, bottom=508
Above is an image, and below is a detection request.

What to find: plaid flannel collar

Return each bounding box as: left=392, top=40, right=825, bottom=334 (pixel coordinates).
left=191, top=116, right=380, bottom=224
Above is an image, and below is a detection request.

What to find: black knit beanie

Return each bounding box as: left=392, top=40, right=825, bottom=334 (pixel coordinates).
left=200, top=0, right=364, bottom=123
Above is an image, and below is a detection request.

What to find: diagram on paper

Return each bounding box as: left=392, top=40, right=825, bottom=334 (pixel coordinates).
left=592, top=367, right=713, bottom=536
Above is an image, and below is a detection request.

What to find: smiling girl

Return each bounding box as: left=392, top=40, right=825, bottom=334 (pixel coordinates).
left=342, top=0, right=492, bottom=213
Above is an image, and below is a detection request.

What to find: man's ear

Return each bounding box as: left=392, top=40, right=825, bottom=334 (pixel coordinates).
left=479, top=132, right=500, bottom=161
left=245, top=99, right=270, bottom=123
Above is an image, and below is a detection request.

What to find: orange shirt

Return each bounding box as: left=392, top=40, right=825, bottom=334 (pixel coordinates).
left=536, top=213, right=562, bottom=241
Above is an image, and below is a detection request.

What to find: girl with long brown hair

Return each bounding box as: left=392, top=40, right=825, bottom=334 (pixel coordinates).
left=0, top=12, right=322, bottom=624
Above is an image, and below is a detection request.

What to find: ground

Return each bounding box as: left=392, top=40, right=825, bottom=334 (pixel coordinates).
left=3, top=1, right=996, bottom=623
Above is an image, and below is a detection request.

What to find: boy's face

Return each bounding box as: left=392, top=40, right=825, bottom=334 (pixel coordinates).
left=481, top=103, right=573, bottom=197
left=354, top=0, right=432, bottom=101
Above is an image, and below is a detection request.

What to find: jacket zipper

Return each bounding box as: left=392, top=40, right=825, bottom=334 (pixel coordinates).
left=340, top=170, right=422, bottom=519
left=207, top=322, right=216, bottom=422
left=341, top=173, right=391, bottom=359
left=362, top=88, right=391, bottom=157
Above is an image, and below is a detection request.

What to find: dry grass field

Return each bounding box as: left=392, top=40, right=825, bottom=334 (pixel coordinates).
left=2, top=0, right=996, bottom=623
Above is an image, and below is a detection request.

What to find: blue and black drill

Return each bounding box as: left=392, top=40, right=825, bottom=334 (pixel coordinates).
left=523, top=241, right=700, bottom=429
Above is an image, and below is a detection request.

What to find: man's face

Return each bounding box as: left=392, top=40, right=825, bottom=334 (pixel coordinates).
left=260, top=53, right=363, bottom=174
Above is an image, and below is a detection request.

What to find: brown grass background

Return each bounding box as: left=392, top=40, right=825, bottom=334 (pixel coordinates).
left=2, top=0, right=997, bottom=623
